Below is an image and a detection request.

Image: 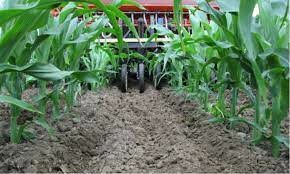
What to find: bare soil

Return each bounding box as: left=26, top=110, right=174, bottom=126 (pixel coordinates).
left=0, top=84, right=289, bottom=173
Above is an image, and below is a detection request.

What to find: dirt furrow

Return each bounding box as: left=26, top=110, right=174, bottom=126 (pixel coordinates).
left=0, top=85, right=288, bottom=173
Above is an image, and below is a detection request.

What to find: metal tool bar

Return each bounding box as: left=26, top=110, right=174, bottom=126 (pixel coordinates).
left=94, top=11, right=189, bottom=15
left=96, top=38, right=171, bottom=43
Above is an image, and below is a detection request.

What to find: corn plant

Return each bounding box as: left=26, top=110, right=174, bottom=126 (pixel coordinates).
left=148, top=5, right=218, bottom=110
left=157, top=0, right=289, bottom=157
left=195, top=0, right=289, bottom=157
left=0, top=0, right=142, bottom=143
left=81, top=43, right=117, bottom=90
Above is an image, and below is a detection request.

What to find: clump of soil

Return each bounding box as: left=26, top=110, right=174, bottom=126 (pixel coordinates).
left=0, top=84, right=289, bottom=173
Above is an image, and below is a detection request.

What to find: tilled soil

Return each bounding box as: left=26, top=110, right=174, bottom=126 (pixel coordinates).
left=0, top=84, right=289, bottom=173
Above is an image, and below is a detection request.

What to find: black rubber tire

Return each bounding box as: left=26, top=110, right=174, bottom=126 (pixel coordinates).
left=121, top=64, right=128, bottom=93
left=154, top=64, right=162, bottom=90
left=138, top=63, right=145, bottom=93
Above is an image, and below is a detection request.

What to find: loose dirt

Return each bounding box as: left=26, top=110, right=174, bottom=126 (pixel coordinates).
left=0, top=84, right=289, bottom=173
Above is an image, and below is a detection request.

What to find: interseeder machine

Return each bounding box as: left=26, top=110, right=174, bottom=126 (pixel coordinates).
left=52, top=0, right=219, bottom=93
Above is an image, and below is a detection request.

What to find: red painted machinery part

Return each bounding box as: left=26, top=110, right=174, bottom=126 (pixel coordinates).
left=51, top=1, right=219, bottom=16
left=100, top=0, right=219, bottom=12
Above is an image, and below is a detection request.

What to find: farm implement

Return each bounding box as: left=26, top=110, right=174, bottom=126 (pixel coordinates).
left=99, top=0, right=218, bottom=93
left=52, top=0, right=219, bottom=93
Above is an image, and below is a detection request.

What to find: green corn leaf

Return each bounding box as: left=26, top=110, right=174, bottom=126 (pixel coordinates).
left=59, top=2, right=77, bottom=23
left=228, top=117, right=266, bottom=134
left=239, top=82, right=255, bottom=103
left=18, top=34, right=51, bottom=66
left=271, top=0, right=289, bottom=17
left=238, top=0, right=257, bottom=59
left=0, top=9, right=50, bottom=63
left=258, top=0, right=280, bottom=45
left=71, top=71, right=100, bottom=83
left=174, top=0, right=186, bottom=53
left=200, top=57, right=221, bottom=75
left=206, top=117, right=225, bottom=123
left=0, top=9, right=30, bottom=25
left=216, top=0, right=240, bottom=13
left=0, top=63, right=71, bottom=80
left=0, top=95, right=42, bottom=114
left=197, top=0, right=228, bottom=28
left=23, top=63, right=73, bottom=80
left=0, top=0, right=61, bottom=26
left=107, top=5, right=140, bottom=41
left=112, top=0, right=145, bottom=10
left=274, top=135, right=289, bottom=149
left=34, top=116, right=53, bottom=135
left=17, top=123, right=31, bottom=142
left=0, top=62, right=114, bottom=82
left=104, top=8, right=123, bottom=51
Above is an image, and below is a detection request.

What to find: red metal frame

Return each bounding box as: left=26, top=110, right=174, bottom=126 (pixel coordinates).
left=52, top=1, right=219, bottom=16
left=95, top=0, right=219, bottom=12
left=51, top=1, right=219, bottom=37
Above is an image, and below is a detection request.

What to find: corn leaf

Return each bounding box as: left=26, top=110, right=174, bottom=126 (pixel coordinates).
left=274, top=135, right=290, bottom=148
left=0, top=95, right=42, bottom=114
left=0, top=63, right=111, bottom=82
left=216, top=0, right=240, bottom=12
left=112, top=0, right=145, bottom=10
left=238, top=0, right=257, bottom=59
